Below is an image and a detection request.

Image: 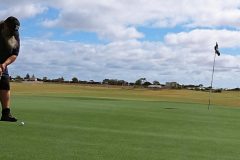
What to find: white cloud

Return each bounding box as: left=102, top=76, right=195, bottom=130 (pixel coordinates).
left=1, top=0, right=240, bottom=88
left=40, top=0, right=240, bottom=40
left=2, top=0, right=240, bottom=40
left=8, top=38, right=240, bottom=88
left=165, top=29, right=240, bottom=51
left=0, top=3, right=47, bottom=20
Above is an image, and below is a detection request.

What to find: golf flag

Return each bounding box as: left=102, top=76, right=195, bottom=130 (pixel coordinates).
left=214, top=42, right=220, bottom=56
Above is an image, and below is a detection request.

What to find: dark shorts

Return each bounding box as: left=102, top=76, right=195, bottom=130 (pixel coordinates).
left=0, top=76, right=10, bottom=90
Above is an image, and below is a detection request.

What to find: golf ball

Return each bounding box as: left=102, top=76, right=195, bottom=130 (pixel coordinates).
left=20, top=121, right=24, bottom=126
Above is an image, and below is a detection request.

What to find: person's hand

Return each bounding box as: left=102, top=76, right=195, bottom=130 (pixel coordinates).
left=0, top=67, right=3, bottom=77
left=0, top=63, right=6, bottom=71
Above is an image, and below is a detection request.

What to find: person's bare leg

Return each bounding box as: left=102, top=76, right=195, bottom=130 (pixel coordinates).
left=1, top=90, right=17, bottom=122
left=0, top=90, right=10, bottom=109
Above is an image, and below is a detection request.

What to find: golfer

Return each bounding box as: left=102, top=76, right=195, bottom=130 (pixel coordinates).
left=0, top=16, right=20, bottom=122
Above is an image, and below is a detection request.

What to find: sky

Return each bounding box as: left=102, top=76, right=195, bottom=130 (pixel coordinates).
left=1, top=0, right=240, bottom=88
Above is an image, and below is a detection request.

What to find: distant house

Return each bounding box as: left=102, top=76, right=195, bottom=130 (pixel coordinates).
left=165, top=82, right=181, bottom=89
left=148, top=85, right=163, bottom=89
left=24, top=74, right=37, bottom=82
left=183, top=84, right=205, bottom=90
left=29, top=76, right=37, bottom=81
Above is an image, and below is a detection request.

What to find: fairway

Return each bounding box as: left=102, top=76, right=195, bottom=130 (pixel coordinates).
left=1, top=83, right=240, bottom=160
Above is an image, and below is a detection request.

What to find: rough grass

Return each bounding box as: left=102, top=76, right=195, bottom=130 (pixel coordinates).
left=11, top=82, right=240, bottom=107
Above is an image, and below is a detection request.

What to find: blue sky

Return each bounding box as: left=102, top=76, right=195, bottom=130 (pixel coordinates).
left=1, top=0, right=240, bottom=88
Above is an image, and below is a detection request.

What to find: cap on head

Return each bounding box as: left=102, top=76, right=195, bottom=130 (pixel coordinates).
left=4, top=16, right=20, bottom=33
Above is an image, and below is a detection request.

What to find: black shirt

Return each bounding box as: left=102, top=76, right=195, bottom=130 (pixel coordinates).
left=0, top=22, right=20, bottom=75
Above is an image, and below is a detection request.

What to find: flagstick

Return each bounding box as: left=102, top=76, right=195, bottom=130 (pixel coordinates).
left=208, top=52, right=217, bottom=110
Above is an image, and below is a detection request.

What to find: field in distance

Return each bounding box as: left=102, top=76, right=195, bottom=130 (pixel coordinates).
left=12, top=82, right=240, bottom=107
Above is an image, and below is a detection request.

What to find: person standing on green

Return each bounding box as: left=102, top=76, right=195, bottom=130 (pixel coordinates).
left=0, top=16, right=20, bottom=122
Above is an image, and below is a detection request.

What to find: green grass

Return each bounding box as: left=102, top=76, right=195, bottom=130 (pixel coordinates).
left=0, top=83, right=240, bottom=160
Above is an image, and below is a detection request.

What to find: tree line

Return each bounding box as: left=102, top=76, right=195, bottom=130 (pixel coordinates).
left=11, top=74, right=240, bottom=91
left=12, top=74, right=161, bottom=86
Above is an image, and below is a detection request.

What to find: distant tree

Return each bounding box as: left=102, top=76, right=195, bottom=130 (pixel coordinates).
left=24, top=73, right=30, bottom=80
left=43, top=77, right=48, bottom=82
left=102, top=79, right=127, bottom=86
left=31, top=74, right=36, bottom=81
left=118, top=80, right=127, bottom=86
left=231, top=88, right=240, bottom=91
left=129, top=82, right=135, bottom=86
left=102, top=79, right=110, bottom=84
left=135, top=78, right=146, bottom=86
left=143, top=81, right=152, bottom=87
left=88, top=80, right=101, bottom=84
left=72, top=77, right=78, bottom=83
left=15, top=75, right=23, bottom=82
left=79, top=80, right=88, bottom=84
left=153, top=81, right=160, bottom=85
left=59, top=77, right=64, bottom=82
left=52, top=77, right=64, bottom=82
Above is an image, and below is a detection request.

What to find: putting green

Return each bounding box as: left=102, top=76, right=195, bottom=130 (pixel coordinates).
left=0, top=83, right=239, bottom=160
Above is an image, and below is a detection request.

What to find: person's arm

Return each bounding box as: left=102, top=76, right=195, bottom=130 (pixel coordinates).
left=1, top=55, right=17, bottom=71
